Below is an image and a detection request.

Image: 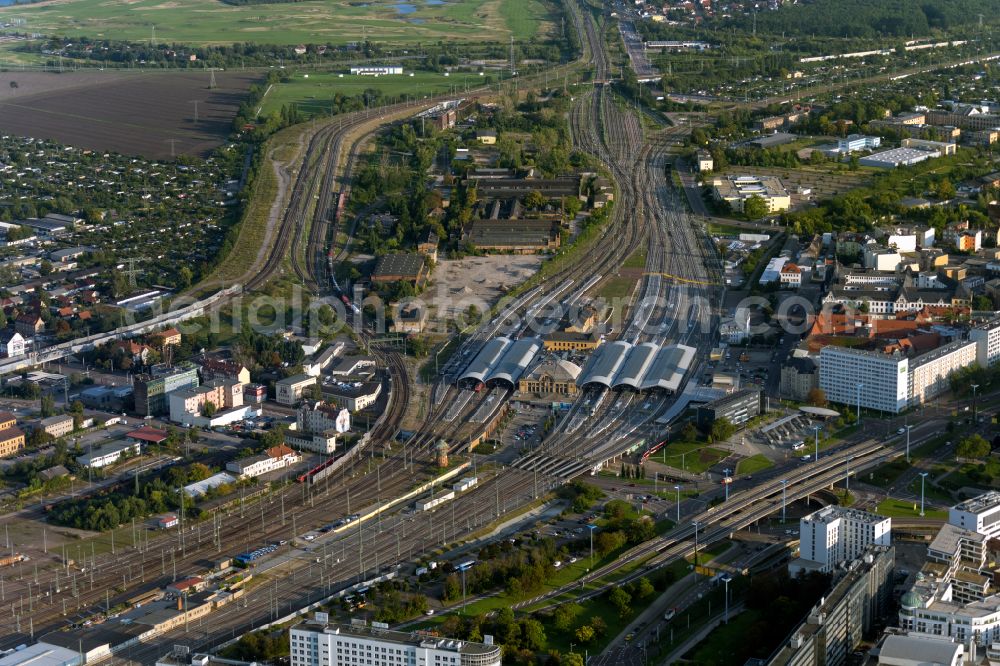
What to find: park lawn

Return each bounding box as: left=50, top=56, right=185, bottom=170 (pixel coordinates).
left=735, top=454, right=773, bottom=476
left=876, top=498, right=947, bottom=520
left=0, top=0, right=546, bottom=46
left=259, top=70, right=493, bottom=118
left=659, top=440, right=729, bottom=474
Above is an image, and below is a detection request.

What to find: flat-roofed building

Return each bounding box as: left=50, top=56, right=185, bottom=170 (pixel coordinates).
left=290, top=619, right=502, bottom=666
left=696, top=388, right=763, bottom=429
left=0, top=642, right=81, bottom=666
left=371, top=253, right=427, bottom=286
left=791, top=506, right=891, bottom=575
left=276, top=374, right=317, bottom=406
left=767, top=546, right=895, bottom=666
left=712, top=175, right=790, bottom=213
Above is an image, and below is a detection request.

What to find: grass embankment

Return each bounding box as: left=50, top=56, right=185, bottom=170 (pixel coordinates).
left=186, top=122, right=312, bottom=298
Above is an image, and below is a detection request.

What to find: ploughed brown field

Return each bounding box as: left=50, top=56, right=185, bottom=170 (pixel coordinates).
left=0, top=70, right=261, bottom=159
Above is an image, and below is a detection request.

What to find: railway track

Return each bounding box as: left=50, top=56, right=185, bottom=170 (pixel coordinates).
left=0, top=1, right=719, bottom=656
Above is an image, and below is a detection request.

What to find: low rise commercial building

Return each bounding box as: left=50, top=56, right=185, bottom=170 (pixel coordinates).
left=324, top=381, right=381, bottom=412
left=836, top=134, right=881, bottom=153
left=695, top=388, right=763, bottom=429
left=0, top=641, right=81, bottom=666
left=876, top=634, right=963, bottom=666
left=76, top=440, right=141, bottom=469
left=226, top=445, right=301, bottom=478
left=168, top=380, right=244, bottom=426
left=38, top=414, right=74, bottom=438
left=276, top=374, right=317, bottom=406
left=712, top=175, right=791, bottom=213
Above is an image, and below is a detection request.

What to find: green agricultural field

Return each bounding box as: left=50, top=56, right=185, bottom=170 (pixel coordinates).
left=259, top=70, right=495, bottom=118
left=0, top=0, right=551, bottom=46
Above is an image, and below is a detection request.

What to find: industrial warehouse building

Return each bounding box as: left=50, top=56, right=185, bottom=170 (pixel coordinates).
left=858, top=147, right=940, bottom=168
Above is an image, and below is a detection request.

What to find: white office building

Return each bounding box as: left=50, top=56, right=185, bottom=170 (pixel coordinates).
left=792, top=505, right=891, bottom=574
left=836, top=134, right=881, bottom=154
left=290, top=619, right=502, bottom=666
left=819, top=347, right=909, bottom=414
left=819, top=340, right=979, bottom=414
left=950, top=492, right=1000, bottom=539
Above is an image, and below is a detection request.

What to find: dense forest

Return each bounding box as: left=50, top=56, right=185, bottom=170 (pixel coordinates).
left=726, top=0, right=1000, bottom=38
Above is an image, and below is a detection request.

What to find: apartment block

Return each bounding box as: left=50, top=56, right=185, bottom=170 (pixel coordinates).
left=969, top=316, right=1000, bottom=367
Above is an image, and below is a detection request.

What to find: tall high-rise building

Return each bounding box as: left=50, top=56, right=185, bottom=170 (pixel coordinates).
left=792, top=506, right=891, bottom=575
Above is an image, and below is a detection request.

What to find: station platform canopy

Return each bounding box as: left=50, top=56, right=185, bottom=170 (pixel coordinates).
left=459, top=337, right=542, bottom=388
left=578, top=342, right=696, bottom=393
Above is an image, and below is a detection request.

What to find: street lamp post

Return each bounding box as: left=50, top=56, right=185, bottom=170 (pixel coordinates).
left=905, top=425, right=913, bottom=463
left=722, top=574, right=732, bottom=624
left=586, top=524, right=597, bottom=568
left=674, top=485, right=681, bottom=522
left=919, top=472, right=929, bottom=517
left=723, top=469, right=731, bottom=501
left=972, top=383, right=980, bottom=423
left=692, top=521, right=700, bottom=566
left=812, top=425, right=821, bottom=462
left=780, top=479, right=788, bottom=523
